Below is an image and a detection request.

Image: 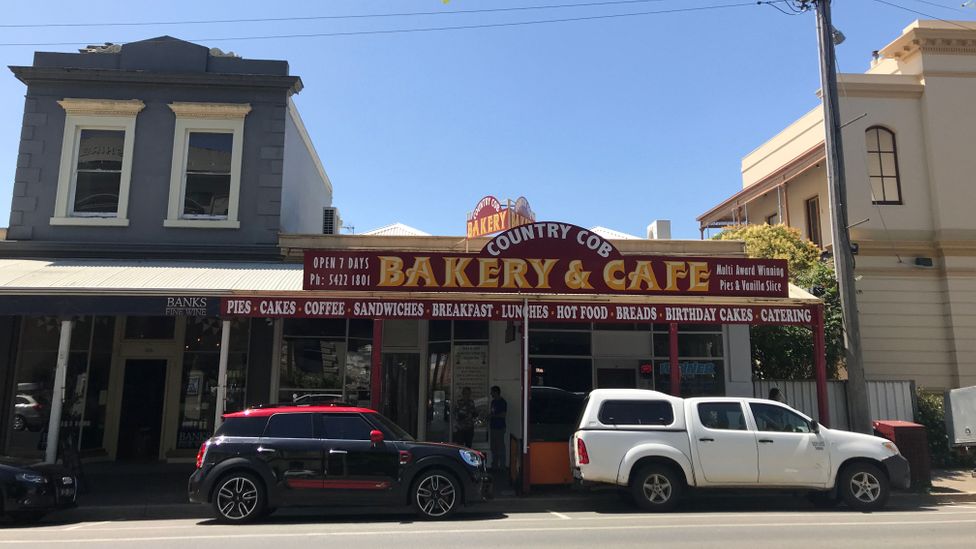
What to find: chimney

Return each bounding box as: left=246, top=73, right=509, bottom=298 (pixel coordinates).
left=647, top=220, right=671, bottom=240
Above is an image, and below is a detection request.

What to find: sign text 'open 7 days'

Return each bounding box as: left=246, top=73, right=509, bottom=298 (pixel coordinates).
left=303, top=222, right=789, bottom=298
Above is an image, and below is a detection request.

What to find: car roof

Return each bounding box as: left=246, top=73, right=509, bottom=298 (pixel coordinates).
left=223, top=406, right=377, bottom=418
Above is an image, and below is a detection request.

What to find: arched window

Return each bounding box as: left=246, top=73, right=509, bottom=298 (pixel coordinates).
left=865, top=126, right=902, bottom=204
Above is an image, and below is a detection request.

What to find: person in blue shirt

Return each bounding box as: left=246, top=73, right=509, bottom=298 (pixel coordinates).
left=488, top=385, right=507, bottom=470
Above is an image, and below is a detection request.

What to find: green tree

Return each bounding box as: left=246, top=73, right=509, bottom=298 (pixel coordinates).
left=715, top=224, right=843, bottom=380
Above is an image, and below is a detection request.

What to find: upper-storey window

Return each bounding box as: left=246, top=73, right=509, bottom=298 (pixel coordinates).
left=50, top=98, right=144, bottom=227
left=165, top=102, right=250, bottom=229
left=865, top=126, right=902, bottom=205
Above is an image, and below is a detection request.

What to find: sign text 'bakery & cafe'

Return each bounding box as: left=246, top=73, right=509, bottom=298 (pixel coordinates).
left=302, top=222, right=789, bottom=298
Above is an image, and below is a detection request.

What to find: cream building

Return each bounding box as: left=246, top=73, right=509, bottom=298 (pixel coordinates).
left=698, top=20, right=976, bottom=391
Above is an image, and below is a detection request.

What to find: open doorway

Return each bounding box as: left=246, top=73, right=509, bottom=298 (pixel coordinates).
left=381, top=353, right=420, bottom=438
left=115, top=359, right=167, bottom=461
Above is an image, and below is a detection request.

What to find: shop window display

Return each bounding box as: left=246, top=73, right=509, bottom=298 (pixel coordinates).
left=278, top=319, right=373, bottom=407
left=176, top=317, right=249, bottom=450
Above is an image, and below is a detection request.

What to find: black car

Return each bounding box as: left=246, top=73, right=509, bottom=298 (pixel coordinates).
left=188, top=405, right=492, bottom=523
left=1, top=457, right=77, bottom=523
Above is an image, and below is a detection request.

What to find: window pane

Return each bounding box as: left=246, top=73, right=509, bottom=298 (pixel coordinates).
left=697, top=402, right=747, bottom=430
left=454, top=320, right=488, bottom=340
left=598, top=400, right=674, bottom=426
left=187, top=132, right=232, bottom=174
left=215, top=416, right=267, bottom=437
left=321, top=414, right=373, bottom=440
left=750, top=403, right=812, bottom=433
left=880, top=152, right=898, bottom=178
left=264, top=413, right=315, bottom=438
left=867, top=152, right=883, bottom=177
left=73, top=171, right=121, bottom=214
left=183, top=173, right=230, bottom=217
left=678, top=333, right=723, bottom=357
left=529, top=331, right=591, bottom=355
left=124, top=317, right=175, bottom=339
left=77, top=129, right=124, bottom=171
left=279, top=339, right=344, bottom=402
left=883, top=179, right=900, bottom=203
left=530, top=357, right=592, bottom=393
left=865, top=128, right=880, bottom=152
left=877, top=128, right=894, bottom=152
left=428, top=320, right=451, bottom=341
left=871, top=178, right=885, bottom=202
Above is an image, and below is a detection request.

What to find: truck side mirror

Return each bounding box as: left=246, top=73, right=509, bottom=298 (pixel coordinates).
left=810, top=420, right=820, bottom=434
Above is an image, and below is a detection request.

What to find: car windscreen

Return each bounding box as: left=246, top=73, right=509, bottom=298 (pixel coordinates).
left=367, top=412, right=415, bottom=441
left=214, top=416, right=268, bottom=438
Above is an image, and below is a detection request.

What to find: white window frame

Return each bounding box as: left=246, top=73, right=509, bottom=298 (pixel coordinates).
left=50, top=98, right=144, bottom=227
left=165, top=102, right=250, bottom=229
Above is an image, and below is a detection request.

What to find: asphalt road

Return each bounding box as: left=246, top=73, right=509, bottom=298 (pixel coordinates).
left=3, top=500, right=976, bottom=548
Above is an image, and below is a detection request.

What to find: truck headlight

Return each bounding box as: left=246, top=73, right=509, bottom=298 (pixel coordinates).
left=460, top=449, right=483, bottom=467
left=882, top=441, right=900, bottom=455
left=15, top=473, right=48, bottom=484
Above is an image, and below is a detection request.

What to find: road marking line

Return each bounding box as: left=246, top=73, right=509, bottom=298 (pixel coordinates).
left=59, top=521, right=109, bottom=531
left=548, top=511, right=572, bottom=520
left=4, top=518, right=976, bottom=544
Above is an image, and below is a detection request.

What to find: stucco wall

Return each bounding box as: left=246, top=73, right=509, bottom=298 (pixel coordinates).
left=280, top=105, right=332, bottom=235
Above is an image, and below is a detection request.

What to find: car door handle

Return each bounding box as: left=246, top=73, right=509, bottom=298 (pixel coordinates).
left=758, top=439, right=775, bottom=444
left=698, top=438, right=715, bottom=442
left=329, top=449, right=348, bottom=455
left=257, top=447, right=277, bottom=454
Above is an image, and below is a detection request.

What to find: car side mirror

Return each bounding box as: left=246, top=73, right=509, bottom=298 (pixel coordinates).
left=810, top=420, right=820, bottom=434
left=369, top=430, right=384, bottom=444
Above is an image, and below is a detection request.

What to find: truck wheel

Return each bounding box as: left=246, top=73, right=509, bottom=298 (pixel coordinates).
left=839, top=463, right=889, bottom=512
left=212, top=472, right=265, bottom=524
left=630, top=464, right=682, bottom=512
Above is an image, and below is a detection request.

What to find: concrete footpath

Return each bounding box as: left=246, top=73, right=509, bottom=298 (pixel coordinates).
left=47, top=466, right=976, bottom=523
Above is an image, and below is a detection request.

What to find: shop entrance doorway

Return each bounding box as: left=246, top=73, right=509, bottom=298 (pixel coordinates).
left=381, top=353, right=420, bottom=438
left=116, top=359, right=167, bottom=461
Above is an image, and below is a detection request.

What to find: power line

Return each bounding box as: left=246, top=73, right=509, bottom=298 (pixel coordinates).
left=0, top=1, right=789, bottom=48
left=0, top=0, right=679, bottom=29
left=867, top=0, right=976, bottom=30
left=906, top=0, right=967, bottom=12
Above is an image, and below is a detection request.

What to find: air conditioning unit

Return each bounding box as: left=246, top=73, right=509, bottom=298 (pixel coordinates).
left=322, top=207, right=342, bottom=235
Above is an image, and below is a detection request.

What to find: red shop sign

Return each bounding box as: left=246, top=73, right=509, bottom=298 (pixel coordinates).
left=305, top=222, right=789, bottom=298
left=221, top=297, right=815, bottom=326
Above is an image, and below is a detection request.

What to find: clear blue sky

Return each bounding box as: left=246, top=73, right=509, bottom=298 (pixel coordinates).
left=1, top=0, right=973, bottom=239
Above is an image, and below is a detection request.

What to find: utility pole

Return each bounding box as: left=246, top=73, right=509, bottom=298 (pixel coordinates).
left=807, top=0, right=872, bottom=433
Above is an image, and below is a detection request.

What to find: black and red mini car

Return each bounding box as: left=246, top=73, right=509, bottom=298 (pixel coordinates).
left=188, top=405, right=492, bottom=523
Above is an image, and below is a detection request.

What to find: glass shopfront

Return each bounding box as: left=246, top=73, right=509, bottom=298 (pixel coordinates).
left=278, top=319, right=373, bottom=407
left=424, top=321, right=490, bottom=446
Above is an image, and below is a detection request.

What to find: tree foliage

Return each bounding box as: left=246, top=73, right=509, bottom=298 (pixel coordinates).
left=715, top=224, right=843, bottom=380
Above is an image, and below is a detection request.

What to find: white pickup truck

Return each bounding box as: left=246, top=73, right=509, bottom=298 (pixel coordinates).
left=570, top=389, right=910, bottom=511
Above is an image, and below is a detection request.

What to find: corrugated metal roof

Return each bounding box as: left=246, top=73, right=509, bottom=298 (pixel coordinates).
left=0, top=259, right=302, bottom=294
left=362, top=223, right=431, bottom=237
left=589, top=226, right=641, bottom=240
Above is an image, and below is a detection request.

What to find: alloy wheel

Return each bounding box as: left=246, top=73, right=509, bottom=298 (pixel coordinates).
left=850, top=471, right=882, bottom=503
left=216, top=476, right=259, bottom=521
left=642, top=473, right=673, bottom=504
left=416, top=474, right=457, bottom=517
left=12, top=415, right=25, bottom=431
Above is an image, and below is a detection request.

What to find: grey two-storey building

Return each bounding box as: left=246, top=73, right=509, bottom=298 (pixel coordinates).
left=0, top=36, right=340, bottom=462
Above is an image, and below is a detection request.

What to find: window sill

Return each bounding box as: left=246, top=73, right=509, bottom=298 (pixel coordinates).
left=164, top=218, right=240, bottom=229
left=50, top=216, right=129, bottom=227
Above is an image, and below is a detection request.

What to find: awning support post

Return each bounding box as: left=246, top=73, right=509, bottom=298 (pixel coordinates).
left=370, top=320, right=384, bottom=410
left=521, top=298, right=531, bottom=494
left=669, top=322, right=681, bottom=397
left=45, top=319, right=73, bottom=464
left=813, top=305, right=831, bottom=427
left=214, top=320, right=232, bottom=430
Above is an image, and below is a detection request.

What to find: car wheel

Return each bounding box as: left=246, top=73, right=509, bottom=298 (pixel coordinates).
left=412, top=469, right=460, bottom=520
left=212, top=472, right=265, bottom=524
left=12, top=415, right=25, bottom=431
left=630, top=464, right=682, bottom=512
left=839, top=463, right=889, bottom=512
left=9, top=511, right=46, bottom=524
left=807, top=490, right=841, bottom=508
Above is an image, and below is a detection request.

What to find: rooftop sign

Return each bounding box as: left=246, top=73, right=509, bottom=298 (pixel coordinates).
left=304, top=222, right=789, bottom=298
left=466, top=195, right=536, bottom=238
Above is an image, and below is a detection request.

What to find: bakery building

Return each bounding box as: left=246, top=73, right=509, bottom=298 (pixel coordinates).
left=0, top=37, right=826, bottom=488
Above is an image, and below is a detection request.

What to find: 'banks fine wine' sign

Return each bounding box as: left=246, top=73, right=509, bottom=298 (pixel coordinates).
left=304, top=222, right=789, bottom=298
